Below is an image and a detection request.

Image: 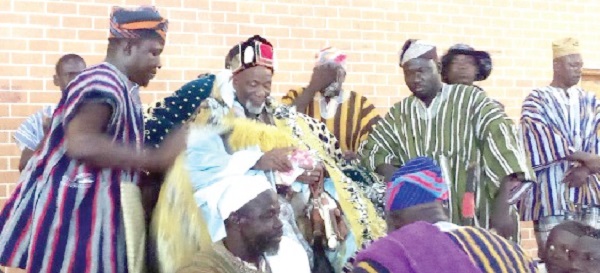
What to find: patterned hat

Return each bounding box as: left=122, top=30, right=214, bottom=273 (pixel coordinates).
left=552, top=37, right=580, bottom=59
left=385, top=157, right=449, bottom=212
left=399, top=39, right=438, bottom=66
left=109, top=6, right=168, bottom=40
left=225, top=35, right=274, bottom=74
left=144, top=75, right=215, bottom=148
left=441, top=43, right=492, bottom=82
left=315, top=47, right=347, bottom=70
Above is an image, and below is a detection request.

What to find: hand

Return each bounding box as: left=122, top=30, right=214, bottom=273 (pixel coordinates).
left=296, top=163, right=325, bottom=185
left=149, top=125, right=188, bottom=171
left=306, top=62, right=340, bottom=93
left=342, top=151, right=358, bottom=161
left=332, top=208, right=348, bottom=241
left=563, top=166, right=591, bottom=188
left=254, top=147, right=294, bottom=172
left=582, top=155, right=600, bottom=174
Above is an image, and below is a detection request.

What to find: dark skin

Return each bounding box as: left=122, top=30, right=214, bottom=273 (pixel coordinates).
left=18, top=58, right=87, bottom=172
left=292, top=63, right=357, bottom=161
left=233, top=66, right=324, bottom=183
left=232, top=66, right=272, bottom=118
left=550, top=54, right=599, bottom=187
left=376, top=58, right=444, bottom=182
left=385, top=202, right=448, bottom=231
left=569, top=235, right=600, bottom=273
left=293, top=62, right=342, bottom=113
left=445, top=54, right=478, bottom=85
left=223, top=190, right=283, bottom=267
left=66, top=38, right=185, bottom=172
left=545, top=229, right=581, bottom=273
left=377, top=58, right=520, bottom=238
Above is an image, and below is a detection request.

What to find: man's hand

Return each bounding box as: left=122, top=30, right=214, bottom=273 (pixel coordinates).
left=296, top=162, right=325, bottom=185
left=582, top=155, right=600, bottom=174
left=342, top=150, right=359, bottom=161
left=306, top=62, right=340, bottom=93
left=563, top=165, right=591, bottom=188
left=333, top=208, right=348, bottom=240
left=254, top=147, right=294, bottom=172
left=148, top=126, right=189, bottom=171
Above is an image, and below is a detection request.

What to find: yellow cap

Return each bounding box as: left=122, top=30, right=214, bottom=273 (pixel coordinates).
left=552, top=37, right=580, bottom=59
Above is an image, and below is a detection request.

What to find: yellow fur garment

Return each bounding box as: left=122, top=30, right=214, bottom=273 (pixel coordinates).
left=151, top=111, right=384, bottom=273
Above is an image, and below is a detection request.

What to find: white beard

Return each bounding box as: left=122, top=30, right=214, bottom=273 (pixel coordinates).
left=245, top=100, right=265, bottom=115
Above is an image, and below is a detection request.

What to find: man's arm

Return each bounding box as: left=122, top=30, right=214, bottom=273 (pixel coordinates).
left=66, top=103, right=185, bottom=172
left=359, top=104, right=402, bottom=180
left=291, top=63, right=339, bottom=113
left=472, top=89, right=536, bottom=236
left=18, top=148, right=35, bottom=172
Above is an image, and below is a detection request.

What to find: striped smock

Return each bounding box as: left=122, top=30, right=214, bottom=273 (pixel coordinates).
left=0, top=62, right=144, bottom=273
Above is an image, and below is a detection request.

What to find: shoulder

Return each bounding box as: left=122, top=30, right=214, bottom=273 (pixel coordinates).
left=66, top=64, right=127, bottom=96
left=176, top=250, right=220, bottom=273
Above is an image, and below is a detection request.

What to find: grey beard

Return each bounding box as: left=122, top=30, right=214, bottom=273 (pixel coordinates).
left=323, top=82, right=341, bottom=97
left=245, top=100, right=266, bottom=115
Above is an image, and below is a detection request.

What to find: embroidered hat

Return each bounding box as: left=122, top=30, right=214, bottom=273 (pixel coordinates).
left=385, top=157, right=449, bottom=212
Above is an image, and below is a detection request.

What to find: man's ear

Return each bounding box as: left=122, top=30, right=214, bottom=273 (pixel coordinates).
left=53, top=74, right=60, bottom=87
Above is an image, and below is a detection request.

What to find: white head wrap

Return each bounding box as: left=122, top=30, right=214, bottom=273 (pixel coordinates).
left=399, top=39, right=438, bottom=66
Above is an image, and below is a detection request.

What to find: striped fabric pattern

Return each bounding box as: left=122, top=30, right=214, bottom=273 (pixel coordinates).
left=282, top=88, right=380, bottom=152
left=353, top=260, right=390, bottom=273
left=13, top=105, right=56, bottom=151
left=446, top=226, right=539, bottom=273
left=386, top=157, right=449, bottom=211
left=519, top=86, right=600, bottom=220
left=360, top=84, right=535, bottom=228
left=0, top=62, right=144, bottom=273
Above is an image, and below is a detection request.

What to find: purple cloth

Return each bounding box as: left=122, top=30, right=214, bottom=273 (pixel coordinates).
left=355, top=221, right=483, bottom=273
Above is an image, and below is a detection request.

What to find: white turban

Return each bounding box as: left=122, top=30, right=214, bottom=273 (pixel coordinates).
left=399, top=39, right=438, bottom=66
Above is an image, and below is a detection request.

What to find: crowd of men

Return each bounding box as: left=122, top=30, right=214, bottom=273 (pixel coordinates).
left=0, top=5, right=599, bottom=273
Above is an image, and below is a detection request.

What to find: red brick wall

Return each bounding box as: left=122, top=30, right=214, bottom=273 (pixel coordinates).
left=2, top=0, right=600, bottom=271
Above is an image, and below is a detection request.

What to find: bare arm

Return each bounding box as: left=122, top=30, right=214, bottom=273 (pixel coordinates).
left=490, top=175, right=516, bottom=238
left=293, top=86, right=319, bottom=113
left=66, top=103, right=184, bottom=172
left=18, top=148, right=35, bottom=172
left=294, top=63, right=339, bottom=113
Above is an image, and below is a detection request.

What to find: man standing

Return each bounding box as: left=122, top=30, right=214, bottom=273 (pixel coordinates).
left=282, top=47, right=380, bottom=160
left=519, top=37, right=600, bottom=259
left=177, top=176, right=311, bottom=273
left=0, top=6, right=184, bottom=273
left=14, top=54, right=86, bottom=171
left=360, top=39, right=535, bottom=238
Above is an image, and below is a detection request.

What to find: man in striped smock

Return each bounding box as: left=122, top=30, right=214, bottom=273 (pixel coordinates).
left=13, top=54, right=86, bottom=172
left=519, top=37, right=600, bottom=259
left=360, top=39, right=536, bottom=239
left=349, top=157, right=538, bottom=273
left=0, top=6, right=184, bottom=273
left=282, top=47, right=380, bottom=159
left=282, top=48, right=385, bottom=215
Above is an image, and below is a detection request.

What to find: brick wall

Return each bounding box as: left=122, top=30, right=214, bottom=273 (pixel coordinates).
left=2, top=0, right=600, bottom=271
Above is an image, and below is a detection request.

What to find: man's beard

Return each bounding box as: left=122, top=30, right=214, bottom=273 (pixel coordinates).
left=245, top=100, right=266, bottom=115
left=245, top=233, right=281, bottom=256
left=322, top=82, right=341, bottom=98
